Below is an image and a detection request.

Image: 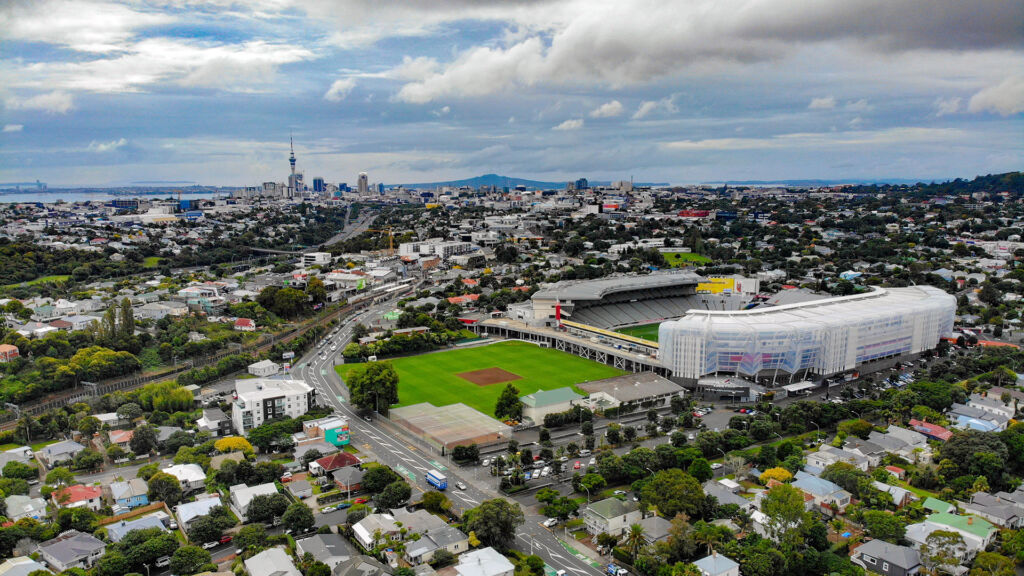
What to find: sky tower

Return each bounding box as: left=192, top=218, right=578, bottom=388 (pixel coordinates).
left=288, top=135, right=297, bottom=198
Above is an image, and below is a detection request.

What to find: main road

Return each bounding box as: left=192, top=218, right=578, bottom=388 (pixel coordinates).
left=296, top=296, right=608, bottom=576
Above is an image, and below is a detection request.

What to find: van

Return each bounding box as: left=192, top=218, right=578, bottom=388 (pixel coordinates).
left=579, top=449, right=592, bottom=457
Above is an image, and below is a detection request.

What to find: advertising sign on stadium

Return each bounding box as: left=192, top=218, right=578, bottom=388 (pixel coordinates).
left=697, top=277, right=736, bottom=294
left=677, top=209, right=710, bottom=218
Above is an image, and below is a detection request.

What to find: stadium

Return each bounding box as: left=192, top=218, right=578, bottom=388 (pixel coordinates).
left=658, top=285, right=956, bottom=381
left=501, top=273, right=956, bottom=385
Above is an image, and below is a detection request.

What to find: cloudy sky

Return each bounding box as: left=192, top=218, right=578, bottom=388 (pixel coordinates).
left=1, top=0, right=1022, bottom=187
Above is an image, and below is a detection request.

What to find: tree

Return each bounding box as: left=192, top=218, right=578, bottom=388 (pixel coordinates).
left=862, top=510, right=906, bottom=542
left=494, top=383, right=523, bottom=421
left=574, top=472, right=607, bottom=495
left=246, top=493, right=290, bottom=523
left=137, top=462, right=160, bottom=480
left=759, top=467, right=793, bottom=484
left=921, top=530, right=966, bottom=575
left=73, top=448, right=103, bottom=470
left=214, top=436, right=253, bottom=454
left=116, top=402, right=143, bottom=422
left=163, top=430, right=195, bottom=454
left=761, top=484, right=807, bottom=551
left=2, top=461, right=37, bottom=481
left=640, top=469, right=704, bottom=519
left=147, top=472, right=183, bottom=506
left=45, top=466, right=75, bottom=486
left=235, top=524, right=267, bottom=552
left=57, top=507, right=97, bottom=532
left=541, top=496, right=579, bottom=521
left=422, top=491, right=451, bottom=513
left=969, top=551, right=1015, bottom=576
left=187, top=515, right=223, bottom=544
left=308, top=563, right=332, bottom=576
left=169, top=545, right=211, bottom=576
left=348, top=362, right=399, bottom=414
left=93, top=551, right=131, bottom=576
left=305, top=277, right=327, bottom=304
left=130, top=424, right=158, bottom=455
left=377, top=480, right=412, bottom=509
left=625, top=523, right=646, bottom=561
left=465, top=498, right=525, bottom=551
left=688, top=458, right=713, bottom=483
left=282, top=502, right=315, bottom=534
left=361, top=466, right=400, bottom=493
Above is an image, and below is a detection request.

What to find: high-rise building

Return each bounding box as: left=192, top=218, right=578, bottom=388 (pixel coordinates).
left=357, top=172, right=369, bottom=195
left=575, top=178, right=589, bottom=190
left=313, top=177, right=325, bottom=193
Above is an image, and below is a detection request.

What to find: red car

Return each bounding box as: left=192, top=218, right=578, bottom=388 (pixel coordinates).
left=354, top=497, right=368, bottom=504
left=219, top=535, right=233, bottom=544
left=573, top=461, right=581, bottom=469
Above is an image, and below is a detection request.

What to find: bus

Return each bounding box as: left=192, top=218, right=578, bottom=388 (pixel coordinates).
left=425, top=469, right=447, bottom=490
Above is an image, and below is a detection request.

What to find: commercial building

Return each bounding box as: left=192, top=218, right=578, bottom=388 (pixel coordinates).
left=519, top=387, right=583, bottom=424
left=302, top=416, right=350, bottom=446
left=232, top=378, right=315, bottom=433
left=301, top=252, right=332, bottom=267
left=659, top=286, right=955, bottom=380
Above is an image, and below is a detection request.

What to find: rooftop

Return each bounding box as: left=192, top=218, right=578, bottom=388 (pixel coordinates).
left=520, top=386, right=583, bottom=408
left=532, top=271, right=703, bottom=302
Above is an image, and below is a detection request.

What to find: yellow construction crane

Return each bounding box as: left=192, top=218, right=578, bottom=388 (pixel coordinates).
left=367, top=227, right=395, bottom=255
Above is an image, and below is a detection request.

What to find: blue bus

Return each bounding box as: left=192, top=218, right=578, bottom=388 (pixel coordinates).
left=425, top=469, right=447, bottom=490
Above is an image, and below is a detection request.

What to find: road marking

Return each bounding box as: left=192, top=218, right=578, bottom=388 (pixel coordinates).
left=430, top=460, right=447, bottom=471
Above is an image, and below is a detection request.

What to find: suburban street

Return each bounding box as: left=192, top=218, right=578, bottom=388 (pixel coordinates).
left=295, top=298, right=610, bottom=576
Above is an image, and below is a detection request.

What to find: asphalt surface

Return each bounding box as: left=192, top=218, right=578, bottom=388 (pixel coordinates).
left=296, top=299, right=611, bottom=576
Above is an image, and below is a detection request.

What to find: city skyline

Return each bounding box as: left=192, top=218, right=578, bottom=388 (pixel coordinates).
left=1, top=0, right=1022, bottom=187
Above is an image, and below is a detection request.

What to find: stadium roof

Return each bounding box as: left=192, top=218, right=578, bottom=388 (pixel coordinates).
left=532, top=271, right=703, bottom=302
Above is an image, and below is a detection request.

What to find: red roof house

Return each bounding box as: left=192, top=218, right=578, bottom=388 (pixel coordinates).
left=0, top=344, right=19, bottom=363
left=309, top=452, right=361, bottom=476
left=234, top=318, right=256, bottom=332
left=53, top=484, right=104, bottom=510
left=908, top=419, right=953, bottom=442
left=447, top=294, right=480, bottom=306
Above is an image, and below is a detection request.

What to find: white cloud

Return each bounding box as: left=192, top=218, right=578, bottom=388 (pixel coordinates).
left=968, top=76, right=1024, bottom=116
left=848, top=116, right=863, bottom=128
left=663, top=127, right=962, bottom=151
left=552, top=118, right=583, bottom=131
left=324, top=78, right=357, bottom=101
left=5, top=91, right=75, bottom=114
left=632, top=96, right=679, bottom=120
left=589, top=100, right=623, bottom=118
left=2, top=124, right=24, bottom=132
left=2, top=0, right=174, bottom=53
left=431, top=105, right=451, bottom=117
left=87, top=137, right=127, bottom=152
left=808, top=96, right=836, bottom=110
left=934, top=96, right=961, bottom=116
left=845, top=99, right=872, bottom=112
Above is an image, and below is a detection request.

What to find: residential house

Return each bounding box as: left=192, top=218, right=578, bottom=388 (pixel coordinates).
left=959, top=492, right=1024, bottom=529
left=0, top=557, right=51, bottom=576
left=638, top=515, right=672, bottom=545
left=309, top=452, right=360, bottom=476
left=0, top=447, right=35, bottom=473
left=332, top=467, right=364, bottom=495
left=332, top=556, right=392, bottom=576
left=907, top=420, right=952, bottom=442
left=106, top=516, right=167, bottom=543
left=519, top=387, right=583, bottom=424
left=806, top=445, right=869, bottom=472
left=155, top=426, right=185, bottom=446
left=52, top=484, right=103, bottom=511
left=244, top=548, right=301, bottom=576
left=36, top=530, right=106, bottom=572
left=0, top=344, right=19, bottom=362
left=196, top=408, right=232, bottom=437
left=948, top=403, right=1009, bottom=432
left=62, top=315, right=100, bottom=331
left=230, top=483, right=279, bottom=519
left=5, top=494, right=48, bottom=520
left=295, top=534, right=353, bottom=569
left=288, top=480, right=313, bottom=500
left=234, top=318, right=256, bottom=332
left=176, top=496, right=225, bottom=529
left=454, top=547, right=514, bottom=576
left=967, top=393, right=1015, bottom=420
left=247, top=359, right=280, bottom=377
left=871, top=481, right=916, bottom=509
left=702, top=479, right=752, bottom=511
left=582, top=497, right=643, bottom=536
left=791, top=473, right=852, bottom=516
left=109, top=478, right=149, bottom=509
left=905, top=513, right=997, bottom=561
left=851, top=540, right=921, bottom=576
left=38, top=440, right=85, bottom=467
left=692, top=552, right=740, bottom=576
left=108, top=429, right=134, bottom=451
left=163, top=464, right=206, bottom=493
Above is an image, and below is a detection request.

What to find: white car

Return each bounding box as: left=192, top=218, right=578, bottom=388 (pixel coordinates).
left=330, top=344, right=337, bottom=351
left=588, top=457, right=596, bottom=465
left=711, top=463, right=723, bottom=470
left=456, top=481, right=467, bottom=490
left=202, top=541, right=218, bottom=550
left=540, top=467, right=551, bottom=477
left=542, top=518, right=558, bottom=527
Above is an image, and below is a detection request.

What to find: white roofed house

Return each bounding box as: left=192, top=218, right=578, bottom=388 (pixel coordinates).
left=582, top=497, right=643, bottom=536
left=162, top=463, right=206, bottom=493
left=454, top=547, right=514, bottom=576
left=229, top=483, right=279, bottom=519
left=244, top=548, right=301, bottom=576
left=5, top=494, right=47, bottom=521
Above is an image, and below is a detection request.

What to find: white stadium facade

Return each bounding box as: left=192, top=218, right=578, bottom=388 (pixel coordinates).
left=658, top=285, right=956, bottom=380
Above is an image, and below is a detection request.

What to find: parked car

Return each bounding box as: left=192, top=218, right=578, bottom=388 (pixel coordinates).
left=574, top=461, right=582, bottom=469
left=456, top=481, right=467, bottom=490
left=588, top=457, right=596, bottom=465
left=542, top=518, right=558, bottom=527
left=336, top=502, right=352, bottom=509
left=155, top=556, right=171, bottom=568
left=354, top=497, right=368, bottom=504
left=321, top=506, right=338, bottom=513
left=281, top=472, right=293, bottom=482
left=202, top=541, right=218, bottom=550
left=219, top=535, right=233, bottom=544
left=711, top=463, right=723, bottom=470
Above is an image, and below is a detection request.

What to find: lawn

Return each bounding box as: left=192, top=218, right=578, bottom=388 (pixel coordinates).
left=3, top=275, right=71, bottom=288
left=337, top=340, right=625, bottom=416
left=662, top=251, right=711, bottom=267
left=615, top=322, right=661, bottom=342
left=142, top=256, right=162, bottom=268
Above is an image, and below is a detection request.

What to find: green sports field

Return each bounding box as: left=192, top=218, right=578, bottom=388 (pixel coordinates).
left=337, top=340, right=625, bottom=415
left=662, top=251, right=711, bottom=267
left=615, top=323, right=661, bottom=342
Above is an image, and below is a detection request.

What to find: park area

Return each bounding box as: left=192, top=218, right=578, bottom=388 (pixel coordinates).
left=337, top=340, right=625, bottom=415
left=615, top=322, right=662, bottom=342
left=662, top=251, right=711, bottom=267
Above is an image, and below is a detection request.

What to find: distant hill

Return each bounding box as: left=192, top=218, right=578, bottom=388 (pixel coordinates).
left=705, top=178, right=925, bottom=187
left=398, top=173, right=667, bottom=190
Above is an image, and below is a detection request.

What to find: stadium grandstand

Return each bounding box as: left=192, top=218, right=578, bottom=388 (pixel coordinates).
left=507, top=271, right=742, bottom=332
